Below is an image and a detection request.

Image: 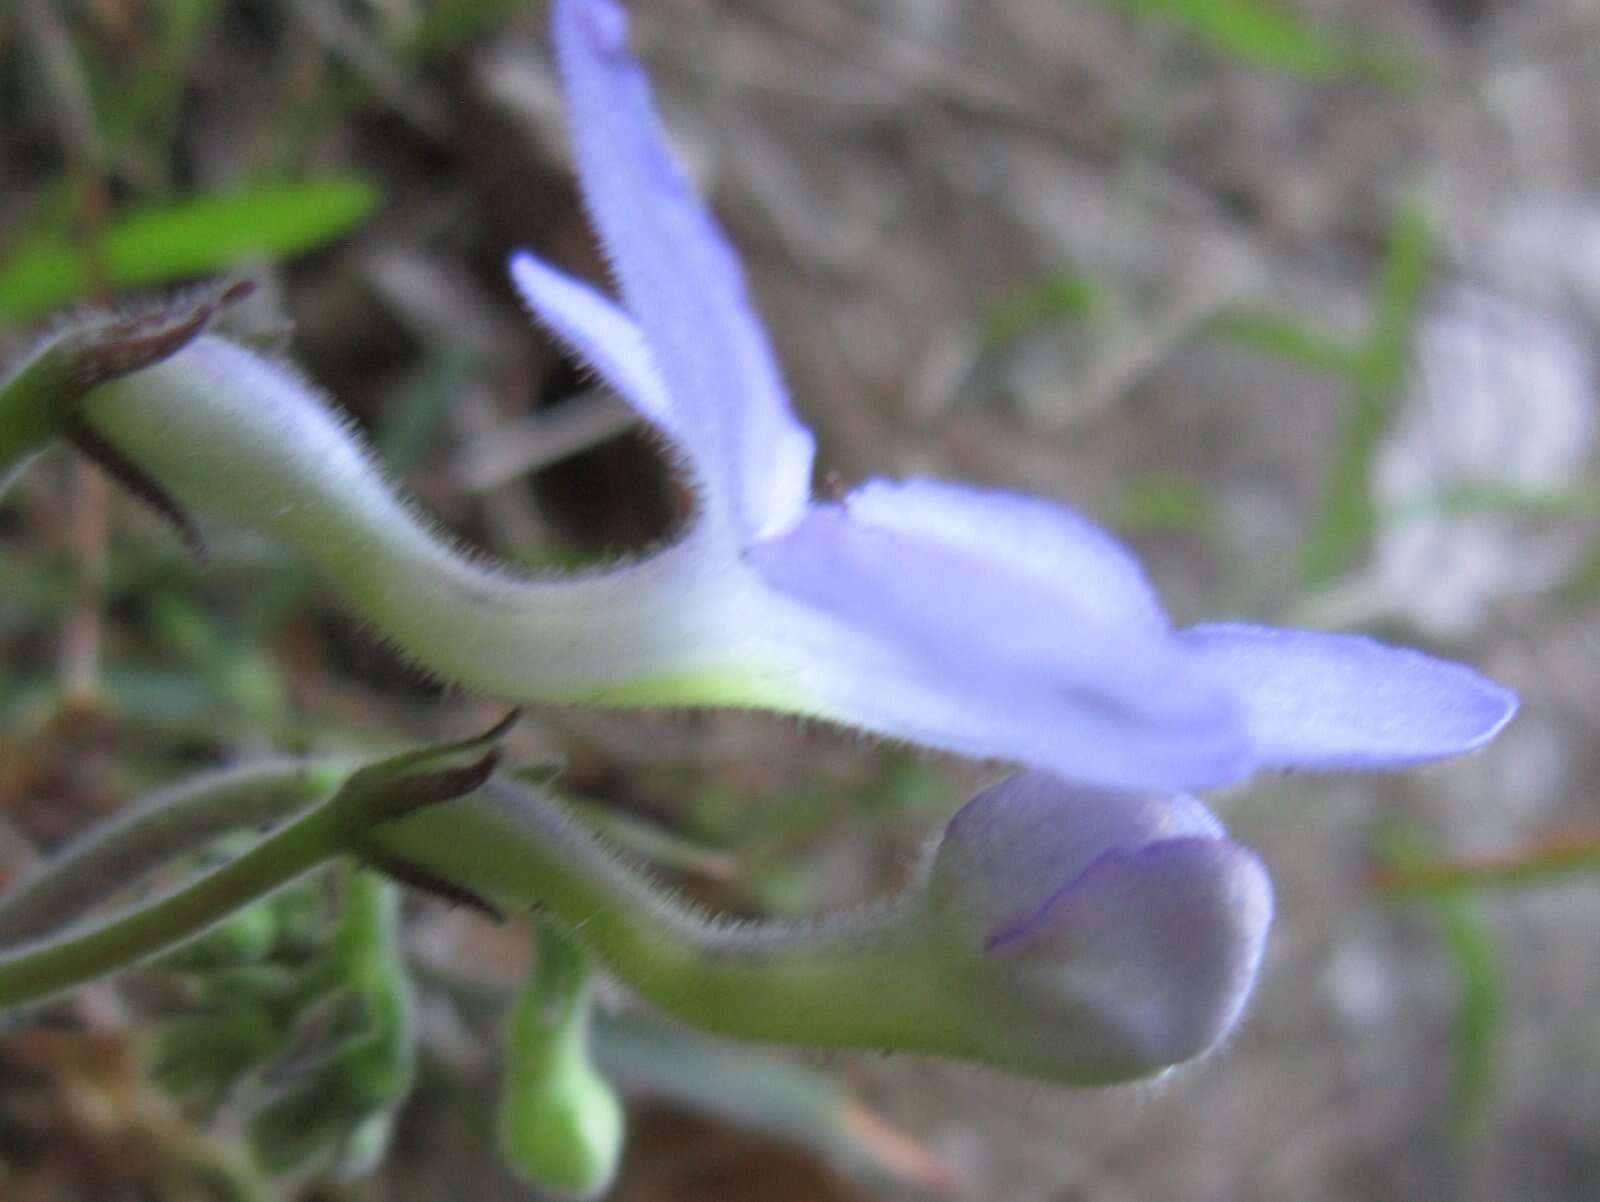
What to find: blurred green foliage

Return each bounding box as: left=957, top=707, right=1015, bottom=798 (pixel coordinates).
left=1376, top=822, right=1504, bottom=1134
left=1203, top=307, right=1360, bottom=376
left=981, top=205, right=1435, bottom=582
left=405, top=0, right=526, bottom=58
left=981, top=273, right=1102, bottom=350
left=594, top=1011, right=953, bottom=1188
left=1089, top=0, right=1396, bottom=78
left=1378, top=835, right=1600, bottom=896
left=1300, top=205, right=1434, bottom=585
left=86, top=0, right=224, bottom=155
left=1111, top=475, right=1219, bottom=534
left=0, top=177, right=382, bottom=323
left=1437, top=900, right=1502, bottom=1134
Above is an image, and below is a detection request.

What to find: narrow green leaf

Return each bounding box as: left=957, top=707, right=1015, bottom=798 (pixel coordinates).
left=1384, top=480, right=1600, bottom=524
left=0, top=176, right=382, bottom=321
left=1373, top=834, right=1600, bottom=896
left=985, top=277, right=1361, bottom=378
left=1375, top=823, right=1503, bottom=1134
left=1301, top=204, right=1433, bottom=584
left=1202, top=308, right=1361, bottom=375
left=981, top=272, right=1102, bottom=350
left=1095, top=0, right=1390, bottom=78
left=1437, top=899, right=1500, bottom=1134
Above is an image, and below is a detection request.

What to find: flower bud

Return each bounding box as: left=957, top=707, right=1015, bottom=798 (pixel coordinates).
left=499, top=922, right=625, bottom=1198
left=922, top=771, right=1272, bottom=1084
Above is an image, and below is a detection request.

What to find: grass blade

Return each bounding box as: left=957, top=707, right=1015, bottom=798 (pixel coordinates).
left=1095, top=0, right=1393, bottom=78
left=1300, top=204, right=1433, bottom=584
left=0, top=176, right=381, bottom=322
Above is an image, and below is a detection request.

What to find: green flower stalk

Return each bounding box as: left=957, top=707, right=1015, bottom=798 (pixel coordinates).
left=0, top=0, right=1521, bottom=1135
left=0, top=758, right=347, bottom=947
left=379, top=771, right=1269, bottom=1086
left=0, top=747, right=1264, bottom=1087
left=0, top=724, right=501, bottom=1008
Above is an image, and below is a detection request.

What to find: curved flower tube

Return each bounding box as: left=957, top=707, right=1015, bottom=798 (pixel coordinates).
left=4, top=0, right=1513, bottom=793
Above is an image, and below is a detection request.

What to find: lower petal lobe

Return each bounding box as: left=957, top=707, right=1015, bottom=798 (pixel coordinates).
left=1177, top=622, right=1518, bottom=770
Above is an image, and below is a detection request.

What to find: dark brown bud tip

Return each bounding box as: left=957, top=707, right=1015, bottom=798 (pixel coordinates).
left=62, top=280, right=255, bottom=398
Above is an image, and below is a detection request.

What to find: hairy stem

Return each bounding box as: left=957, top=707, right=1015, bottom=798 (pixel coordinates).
left=0, top=759, right=350, bottom=946
left=0, top=798, right=345, bottom=1007
left=374, top=779, right=967, bottom=1060
left=0, top=765, right=982, bottom=1071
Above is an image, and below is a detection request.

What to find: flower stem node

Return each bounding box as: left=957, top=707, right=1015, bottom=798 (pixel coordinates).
left=918, top=773, right=1273, bottom=1084
left=330, top=714, right=519, bottom=919
left=0, top=280, right=252, bottom=561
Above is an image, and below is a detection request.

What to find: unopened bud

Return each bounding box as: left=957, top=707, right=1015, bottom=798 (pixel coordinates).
left=922, top=771, right=1272, bottom=1084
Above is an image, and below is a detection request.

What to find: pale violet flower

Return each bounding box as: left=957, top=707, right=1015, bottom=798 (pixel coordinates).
left=0, top=0, right=1524, bottom=1103
left=50, top=0, right=1514, bottom=796
left=504, top=0, right=1515, bottom=790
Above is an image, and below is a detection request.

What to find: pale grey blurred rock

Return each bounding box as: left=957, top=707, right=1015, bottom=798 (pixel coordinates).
left=1476, top=196, right=1600, bottom=322
left=1311, top=290, right=1596, bottom=638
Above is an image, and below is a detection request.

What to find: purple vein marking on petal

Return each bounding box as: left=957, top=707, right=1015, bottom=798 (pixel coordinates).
left=1177, top=622, right=1520, bottom=771
left=550, top=0, right=815, bottom=540
left=982, top=845, right=1138, bottom=955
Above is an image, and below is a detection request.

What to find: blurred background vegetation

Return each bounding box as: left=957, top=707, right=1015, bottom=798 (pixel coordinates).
left=0, top=0, right=1597, bottom=1199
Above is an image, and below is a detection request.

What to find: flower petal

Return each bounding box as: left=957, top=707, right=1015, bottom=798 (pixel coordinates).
left=509, top=251, right=678, bottom=434
left=1177, top=622, right=1519, bottom=770
left=550, top=0, right=814, bottom=540
left=986, top=836, right=1273, bottom=1081
left=847, top=477, right=1168, bottom=631
left=928, top=771, right=1224, bottom=941
left=748, top=506, right=1251, bottom=792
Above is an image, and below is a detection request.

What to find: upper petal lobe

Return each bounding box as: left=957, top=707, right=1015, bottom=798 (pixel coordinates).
left=509, top=252, right=678, bottom=435
left=550, top=0, right=814, bottom=540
